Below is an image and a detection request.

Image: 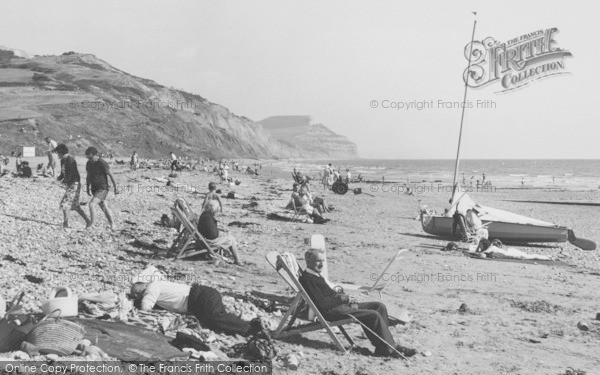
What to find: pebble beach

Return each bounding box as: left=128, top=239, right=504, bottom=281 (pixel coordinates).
left=1, top=157, right=599, bottom=374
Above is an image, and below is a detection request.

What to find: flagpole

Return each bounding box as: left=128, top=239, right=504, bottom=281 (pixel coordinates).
left=451, top=13, right=477, bottom=204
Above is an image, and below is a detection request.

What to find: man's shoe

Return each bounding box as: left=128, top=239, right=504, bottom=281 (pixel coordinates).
left=249, top=317, right=272, bottom=341
left=394, top=345, right=417, bottom=358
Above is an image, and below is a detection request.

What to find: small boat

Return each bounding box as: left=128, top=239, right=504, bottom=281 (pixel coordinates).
left=421, top=193, right=568, bottom=243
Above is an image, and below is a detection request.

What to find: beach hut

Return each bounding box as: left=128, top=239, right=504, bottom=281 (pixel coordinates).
left=21, top=146, right=36, bottom=157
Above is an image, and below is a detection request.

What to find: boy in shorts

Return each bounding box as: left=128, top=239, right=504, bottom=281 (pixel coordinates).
left=54, top=144, right=90, bottom=228
left=85, top=147, right=119, bottom=230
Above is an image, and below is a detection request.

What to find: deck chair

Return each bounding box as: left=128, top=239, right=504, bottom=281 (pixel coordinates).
left=290, top=198, right=310, bottom=222
left=265, top=251, right=356, bottom=352
left=168, top=204, right=213, bottom=260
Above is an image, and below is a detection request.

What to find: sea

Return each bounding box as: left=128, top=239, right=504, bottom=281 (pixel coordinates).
left=266, top=159, right=600, bottom=191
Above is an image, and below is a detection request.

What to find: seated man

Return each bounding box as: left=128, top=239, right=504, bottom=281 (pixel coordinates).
left=197, top=200, right=240, bottom=265
left=130, top=281, right=267, bottom=337
left=299, top=248, right=416, bottom=358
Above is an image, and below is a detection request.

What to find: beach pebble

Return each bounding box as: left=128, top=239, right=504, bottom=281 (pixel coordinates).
left=595, top=312, right=600, bottom=321
left=285, top=353, right=300, bottom=370
left=421, top=350, right=432, bottom=357
left=577, top=322, right=589, bottom=331
left=45, top=354, right=59, bottom=361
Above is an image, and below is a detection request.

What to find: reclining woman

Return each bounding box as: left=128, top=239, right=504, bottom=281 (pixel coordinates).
left=475, top=239, right=553, bottom=260
left=289, top=183, right=326, bottom=220
left=299, top=182, right=330, bottom=214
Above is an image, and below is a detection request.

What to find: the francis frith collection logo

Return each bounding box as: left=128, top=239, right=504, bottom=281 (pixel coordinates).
left=464, top=28, right=572, bottom=92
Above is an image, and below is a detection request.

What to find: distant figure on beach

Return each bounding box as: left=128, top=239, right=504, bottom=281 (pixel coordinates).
left=45, top=137, right=59, bottom=177
left=85, top=147, right=118, bottom=230
left=201, top=182, right=223, bottom=213
left=345, top=169, right=352, bottom=184
left=521, top=177, right=525, bottom=187
left=322, top=165, right=331, bottom=190
left=17, top=161, right=32, bottom=178
left=170, top=151, right=178, bottom=172
left=15, top=152, right=23, bottom=173
left=482, top=173, right=486, bottom=184
left=54, top=144, right=91, bottom=229
left=130, top=151, right=139, bottom=171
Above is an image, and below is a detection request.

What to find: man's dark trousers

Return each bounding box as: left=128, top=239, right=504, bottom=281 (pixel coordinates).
left=187, top=284, right=250, bottom=336
left=324, top=301, right=396, bottom=355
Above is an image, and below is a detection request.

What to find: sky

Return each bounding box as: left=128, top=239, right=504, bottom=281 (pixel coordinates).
left=0, top=0, right=598, bottom=159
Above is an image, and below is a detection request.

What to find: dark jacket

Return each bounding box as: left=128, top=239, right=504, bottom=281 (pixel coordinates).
left=197, top=211, right=219, bottom=240
left=299, top=271, right=347, bottom=313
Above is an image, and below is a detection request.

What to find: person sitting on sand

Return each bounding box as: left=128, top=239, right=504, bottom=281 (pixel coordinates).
left=54, top=144, right=91, bottom=228
left=201, top=182, right=223, bottom=213
left=197, top=200, right=240, bottom=265
left=465, top=208, right=488, bottom=241
left=16, top=161, right=32, bottom=178
left=299, top=248, right=417, bottom=359
left=300, top=183, right=329, bottom=214
left=474, top=239, right=552, bottom=260
left=129, top=281, right=267, bottom=338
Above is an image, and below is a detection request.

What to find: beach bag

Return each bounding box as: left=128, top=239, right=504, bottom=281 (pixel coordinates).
left=25, top=309, right=85, bottom=355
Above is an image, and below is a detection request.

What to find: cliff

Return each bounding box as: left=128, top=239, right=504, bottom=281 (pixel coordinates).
left=0, top=48, right=356, bottom=159
left=258, top=115, right=359, bottom=159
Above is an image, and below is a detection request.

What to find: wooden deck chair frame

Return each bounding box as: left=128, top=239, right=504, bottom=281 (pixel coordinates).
left=169, top=205, right=239, bottom=263
left=290, top=198, right=309, bottom=222
left=168, top=205, right=214, bottom=260
left=266, top=252, right=356, bottom=353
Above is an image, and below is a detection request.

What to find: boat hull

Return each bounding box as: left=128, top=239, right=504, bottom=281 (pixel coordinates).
left=421, top=215, right=568, bottom=243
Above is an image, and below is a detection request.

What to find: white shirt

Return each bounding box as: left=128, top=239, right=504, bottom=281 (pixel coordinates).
left=170, top=153, right=177, bottom=161
left=48, top=139, right=57, bottom=152
left=140, top=281, right=189, bottom=313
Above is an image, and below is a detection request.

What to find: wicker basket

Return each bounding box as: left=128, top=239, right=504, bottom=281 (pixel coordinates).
left=25, top=311, right=85, bottom=355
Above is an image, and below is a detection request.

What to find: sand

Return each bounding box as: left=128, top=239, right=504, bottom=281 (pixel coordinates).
left=1, top=157, right=599, bottom=374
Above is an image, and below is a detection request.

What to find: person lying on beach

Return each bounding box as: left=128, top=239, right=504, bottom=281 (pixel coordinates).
left=201, top=182, right=223, bottom=213
left=129, top=281, right=267, bottom=338
left=474, top=239, right=553, bottom=260
left=299, top=248, right=416, bottom=358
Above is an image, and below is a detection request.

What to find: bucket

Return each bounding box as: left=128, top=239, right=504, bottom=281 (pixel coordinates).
left=41, top=287, right=78, bottom=318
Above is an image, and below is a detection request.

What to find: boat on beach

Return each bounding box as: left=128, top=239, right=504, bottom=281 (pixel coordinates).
left=419, top=16, right=593, bottom=249
left=420, top=193, right=568, bottom=243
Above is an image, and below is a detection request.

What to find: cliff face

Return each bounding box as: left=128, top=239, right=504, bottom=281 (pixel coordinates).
left=0, top=49, right=349, bottom=159
left=258, top=115, right=359, bottom=159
